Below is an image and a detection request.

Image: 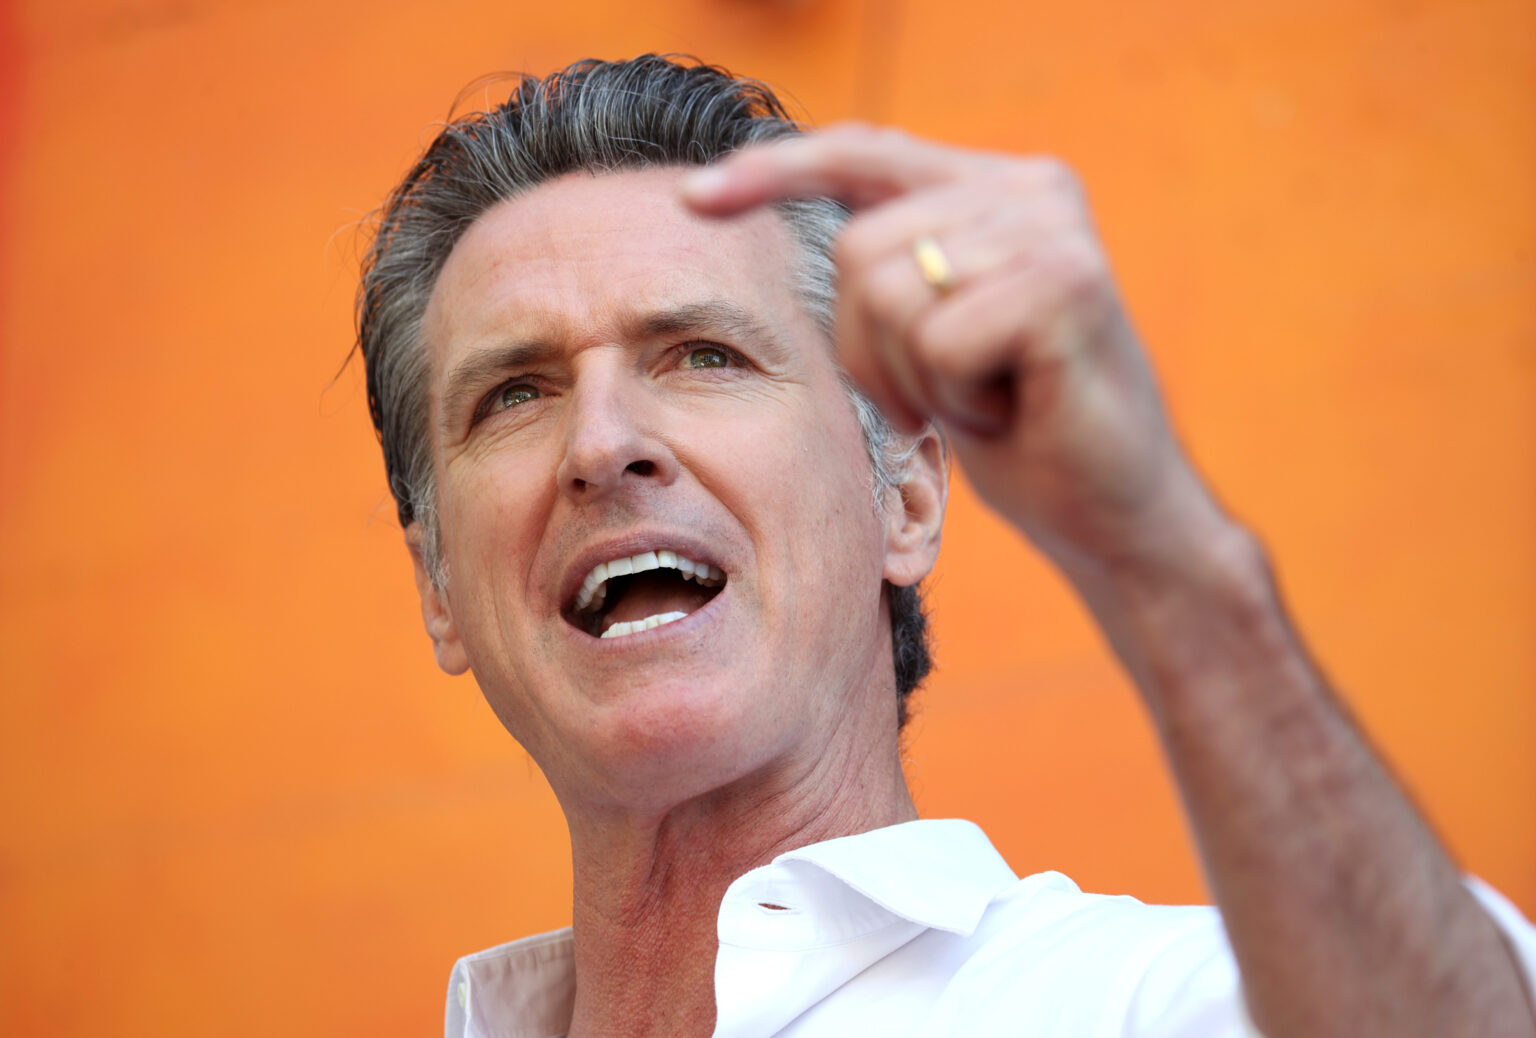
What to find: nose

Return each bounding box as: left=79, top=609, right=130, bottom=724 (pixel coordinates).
left=555, top=364, right=678, bottom=501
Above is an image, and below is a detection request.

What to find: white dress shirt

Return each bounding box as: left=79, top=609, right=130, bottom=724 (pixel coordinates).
left=445, top=819, right=1536, bottom=1038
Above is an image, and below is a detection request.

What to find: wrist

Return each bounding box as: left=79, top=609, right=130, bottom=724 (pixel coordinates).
left=1048, top=462, right=1259, bottom=608
left=1050, top=476, right=1290, bottom=721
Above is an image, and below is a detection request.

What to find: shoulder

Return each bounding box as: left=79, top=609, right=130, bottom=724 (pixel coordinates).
left=869, top=872, right=1260, bottom=1037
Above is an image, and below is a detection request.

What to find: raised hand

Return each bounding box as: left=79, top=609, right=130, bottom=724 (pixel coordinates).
left=682, top=125, right=1224, bottom=583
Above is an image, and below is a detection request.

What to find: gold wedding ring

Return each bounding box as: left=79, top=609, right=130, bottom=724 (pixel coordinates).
left=912, top=235, right=957, bottom=296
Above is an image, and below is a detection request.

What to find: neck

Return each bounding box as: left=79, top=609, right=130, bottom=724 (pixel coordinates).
left=561, top=713, right=917, bottom=1038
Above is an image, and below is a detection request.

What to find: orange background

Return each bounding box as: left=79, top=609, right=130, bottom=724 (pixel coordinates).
left=2, top=1, right=1533, bottom=1034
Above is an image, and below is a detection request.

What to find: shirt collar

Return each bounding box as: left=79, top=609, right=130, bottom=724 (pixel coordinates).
left=711, top=819, right=1019, bottom=1037
left=447, top=928, right=574, bottom=1038
left=773, top=818, right=1019, bottom=935
left=446, top=819, right=1017, bottom=1038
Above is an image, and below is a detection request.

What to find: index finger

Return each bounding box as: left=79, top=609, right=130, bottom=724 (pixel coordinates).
left=680, top=124, right=962, bottom=217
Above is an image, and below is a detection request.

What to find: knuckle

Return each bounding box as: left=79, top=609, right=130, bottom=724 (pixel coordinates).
left=993, top=155, right=1085, bottom=206
left=1028, top=155, right=1082, bottom=195
left=1048, top=241, right=1113, bottom=308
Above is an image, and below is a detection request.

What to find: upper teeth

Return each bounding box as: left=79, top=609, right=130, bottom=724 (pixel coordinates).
left=574, top=550, right=725, bottom=614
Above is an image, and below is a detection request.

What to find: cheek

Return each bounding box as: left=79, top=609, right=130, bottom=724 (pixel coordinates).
left=688, top=407, right=865, bottom=524
left=735, top=409, right=887, bottom=593
left=437, top=453, right=558, bottom=617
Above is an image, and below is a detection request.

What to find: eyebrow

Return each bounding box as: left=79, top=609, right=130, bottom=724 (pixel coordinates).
left=440, top=340, right=552, bottom=433
left=638, top=300, right=782, bottom=350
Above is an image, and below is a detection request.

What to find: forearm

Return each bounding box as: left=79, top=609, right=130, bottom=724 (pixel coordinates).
left=1062, top=498, right=1535, bottom=1038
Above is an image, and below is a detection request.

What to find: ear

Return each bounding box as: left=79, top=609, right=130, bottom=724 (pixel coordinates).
left=405, top=523, right=470, bottom=676
left=882, top=426, right=947, bottom=587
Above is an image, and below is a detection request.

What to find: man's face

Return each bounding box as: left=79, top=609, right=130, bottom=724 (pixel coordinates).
left=415, top=167, right=923, bottom=816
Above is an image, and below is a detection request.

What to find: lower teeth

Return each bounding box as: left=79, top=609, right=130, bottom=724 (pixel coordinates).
left=599, top=610, right=690, bottom=640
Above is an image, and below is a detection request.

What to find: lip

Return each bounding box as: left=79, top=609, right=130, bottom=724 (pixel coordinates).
left=556, top=529, right=733, bottom=633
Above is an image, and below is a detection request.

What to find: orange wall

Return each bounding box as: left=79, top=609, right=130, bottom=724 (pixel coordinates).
left=2, top=1, right=1532, bottom=1035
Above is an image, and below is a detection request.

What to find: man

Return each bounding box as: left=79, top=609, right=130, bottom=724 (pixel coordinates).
left=356, top=56, right=1536, bottom=1037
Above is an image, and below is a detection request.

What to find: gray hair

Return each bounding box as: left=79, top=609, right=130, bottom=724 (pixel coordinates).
left=356, top=55, right=931, bottom=724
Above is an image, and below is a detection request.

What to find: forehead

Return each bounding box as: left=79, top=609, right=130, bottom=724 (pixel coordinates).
left=422, top=166, right=815, bottom=358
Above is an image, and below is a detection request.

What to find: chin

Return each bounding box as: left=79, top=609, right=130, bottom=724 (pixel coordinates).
left=566, top=675, right=797, bottom=815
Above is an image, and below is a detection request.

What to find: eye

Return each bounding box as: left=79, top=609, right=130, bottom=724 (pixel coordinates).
left=498, top=383, right=541, bottom=409
left=683, top=345, right=731, bottom=370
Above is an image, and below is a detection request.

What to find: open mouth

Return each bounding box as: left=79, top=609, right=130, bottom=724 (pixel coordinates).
left=568, top=549, right=726, bottom=640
